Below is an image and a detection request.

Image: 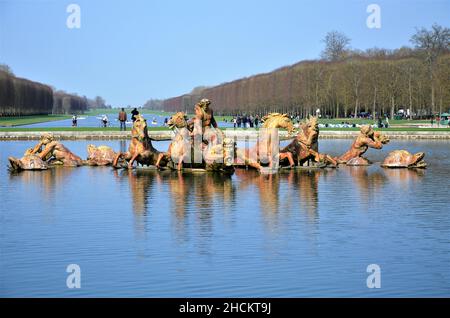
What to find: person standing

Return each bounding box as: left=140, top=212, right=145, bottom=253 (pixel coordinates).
left=131, top=108, right=139, bottom=122
left=236, top=116, right=242, bottom=128
left=254, top=115, right=259, bottom=128
left=233, top=117, right=237, bottom=129
left=102, top=114, right=109, bottom=128
left=242, top=115, right=248, bottom=129
left=71, top=114, right=77, bottom=127
left=118, top=108, right=127, bottom=131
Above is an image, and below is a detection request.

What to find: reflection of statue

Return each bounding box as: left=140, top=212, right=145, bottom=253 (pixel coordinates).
left=28, top=133, right=83, bottom=166
left=294, top=170, right=320, bottom=218
left=113, top=115, right=162, bottom=169
left=163, top=172, right=234, bottom=247
left=383, top=166, right=425, bottom=184
left=112, top=169, right=161, bottom=238
left=338, top=125, right=389, bottom=165
left=280, top=116, right=337, bottom=167
left=381, top=150, right=427, bottom=168
left=86, top=145, right=117, bottom=166
left=128, top=170, right=156, bottom=215
left=346, top=166, right=387, bottom=198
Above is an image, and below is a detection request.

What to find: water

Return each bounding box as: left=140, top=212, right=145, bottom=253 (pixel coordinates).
left=1, top=139, right=449, bottom=297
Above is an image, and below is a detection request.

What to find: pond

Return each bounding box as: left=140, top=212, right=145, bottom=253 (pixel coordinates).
left=1, top=139, right=449, bottom=297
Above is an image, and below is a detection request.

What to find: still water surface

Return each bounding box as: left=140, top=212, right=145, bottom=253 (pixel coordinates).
left=1, top=139, right=449, bottom=297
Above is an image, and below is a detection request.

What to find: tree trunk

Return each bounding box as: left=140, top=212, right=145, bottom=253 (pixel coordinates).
left=409, top=70, right=413, bottom=120
left=372, top=87, right=377, bottom=119
left=336, top=100, right=339, bottom=119
left=390, top=96, right=395, bottom=120
left=431, top=83, right=435, bottom=114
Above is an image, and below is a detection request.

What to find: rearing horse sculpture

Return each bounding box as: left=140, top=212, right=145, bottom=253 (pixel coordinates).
left=280, top=116, right=338, bottom=167
left=235, top=113, right=296, bottom=170
left=155, top=112, right=235, bottom=174
left=113, top=114, right=163, bottom=169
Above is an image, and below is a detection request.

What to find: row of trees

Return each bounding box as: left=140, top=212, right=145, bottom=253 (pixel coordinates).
left=85, top=96, right=111, bottom=110
left=0, top=65, right=109, bottom=116
left=52, top=91, right=88, bottom=115
left=158, top=25, right=450, bottom=118
left=0, top=70, right=54, bottom=116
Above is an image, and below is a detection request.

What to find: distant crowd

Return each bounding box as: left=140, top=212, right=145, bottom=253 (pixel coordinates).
left=69, top=108, right=450, bottom=130
left=228, top=113, right=302, bottom=128
left=229, top=115, right=261, bottom=128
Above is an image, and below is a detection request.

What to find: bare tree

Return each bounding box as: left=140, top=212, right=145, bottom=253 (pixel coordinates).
left=411, top=23, right=450, bottom=112
left=321, top=31, right=351, bottom=61
left=0, top=63, right=14, bottom=75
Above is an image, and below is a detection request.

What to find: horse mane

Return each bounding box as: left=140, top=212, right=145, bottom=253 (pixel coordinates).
left=261, top=113, right=295, bottom=133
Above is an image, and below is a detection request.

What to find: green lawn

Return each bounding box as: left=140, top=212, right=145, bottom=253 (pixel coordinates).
left=0, top=115, right=70, bottom=127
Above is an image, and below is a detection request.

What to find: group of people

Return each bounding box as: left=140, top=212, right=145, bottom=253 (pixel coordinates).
left=117, top=107, right=140, bottom=130
left=231, top=115, right=261, bottom=128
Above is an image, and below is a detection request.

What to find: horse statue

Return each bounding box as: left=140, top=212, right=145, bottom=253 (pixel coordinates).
left=261, top=113, right=296, bottom=133
left=112, top=114, right=162, bottom=169
left=280, top=116, right=338, bottom=167
left=155, top=112, right=191, bottom=170
left=235, top=113, right=296, bottom=170
left=155, top=112, right=235, bottom=174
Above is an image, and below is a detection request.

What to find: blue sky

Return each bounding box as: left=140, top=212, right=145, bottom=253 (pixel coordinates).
left=0, top=0, right=449, bottom=107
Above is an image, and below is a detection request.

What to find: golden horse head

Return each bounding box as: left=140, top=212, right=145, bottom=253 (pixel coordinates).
left=261, top=113, right=295, bottom=134
left=132, top=115, right=149, bottom=141
left=168, top=112, right=188, bottom=130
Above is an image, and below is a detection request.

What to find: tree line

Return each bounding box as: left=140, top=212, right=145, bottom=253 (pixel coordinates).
left=157, top=25, right=450, bottom=119
left=0, top=66, right=109, bottom=116
left=0, top=69, right=54, bottom=116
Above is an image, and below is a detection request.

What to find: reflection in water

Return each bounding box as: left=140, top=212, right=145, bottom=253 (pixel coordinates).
left=9, top=166, right=76, bottom=203
left=236, top=169, right=281, bottom=218
left=345, top=166, right=387, bottom=203
left=235, top=169, right=323, bottom=230
left=113, top=169, right=161, bottom=238
left=290, top=170, right=321, bottom=220
left=112, top=169, right=236, bottom=247
left=119, top=140, right=127, bottom=153
left=3, top=140, right=450, bottom=297
left=9, top=166, right=73, bottom=189
left=383, top=168, right=425, bottom=185
left=164, top=172, right=235, bottom=249
left=342, top=166, right=425, bottom=205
